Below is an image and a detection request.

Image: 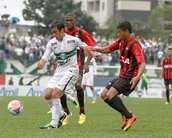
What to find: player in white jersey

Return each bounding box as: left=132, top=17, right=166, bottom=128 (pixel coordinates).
left=38, top=21, right=94, bottom=129
left=82, top=52, right=97, bottom=103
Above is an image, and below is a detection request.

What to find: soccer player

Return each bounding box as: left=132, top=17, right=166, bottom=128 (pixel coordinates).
left=87, top=20, right=145, bottom=131
left=161, top=45, right=172, bottom=105
left=38, top=21, right=94, bottom=129
left=140, top=70, right=149, bottom=98
left=82, top=52, right=97, bottom=103
left=60, top=12, right=96, bottom=125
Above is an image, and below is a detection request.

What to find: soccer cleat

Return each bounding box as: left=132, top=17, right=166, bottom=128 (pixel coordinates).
left=123, top=114, right=136, bottom=131
left=121, top=115, right=127, bottom=129
left=58, top=112, right=67, bottom=128
left=78, top=113, right=86, bottom=124
left=62, top=114, right=71, bottom=126
left=165, top=101, right=169, bottom=105
left=47, top=110, right=52, bottom=114
left=73, top=99, right=79, bottom=108
left=39, top=123, right=56, bottom=129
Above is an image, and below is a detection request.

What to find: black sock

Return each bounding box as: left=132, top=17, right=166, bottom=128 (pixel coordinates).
left=60, top=94, right=70, bottom=115
left=107, top=96, right=132, bottom=119
left=77, top=88, right=85, bottom=114
left=166, top=90, right=170, bottom=102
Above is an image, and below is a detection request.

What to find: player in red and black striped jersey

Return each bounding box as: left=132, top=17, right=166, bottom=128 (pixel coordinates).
left=87, top=20, right=145, bottom=131
left=161, top=45, right=172, bottom=104
left=59, top=12, right=96, bottom=125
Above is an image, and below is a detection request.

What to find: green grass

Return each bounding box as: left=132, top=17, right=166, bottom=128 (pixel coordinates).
left=0, top=96, right=172, bottom=138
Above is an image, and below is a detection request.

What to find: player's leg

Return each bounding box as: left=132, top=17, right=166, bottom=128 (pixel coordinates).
left=66, top=93, right=79, bottom=108
left=101, top=78, right=136, bottom=131
left=90, top=86, right=97, bottom=103
left=82, top=85, right=87, bottom=103
left=165, top=83, right=170, bottom=104
left=39, top=88, right=64, bottom=129
left=76, top=74, right=86, bottom=124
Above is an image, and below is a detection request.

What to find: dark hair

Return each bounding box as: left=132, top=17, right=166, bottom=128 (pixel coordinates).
left=117, top=20, right=132, bottom=33
left=65, top=12, right=76, bottom=19
left=51, top=21, right=65, bottom=30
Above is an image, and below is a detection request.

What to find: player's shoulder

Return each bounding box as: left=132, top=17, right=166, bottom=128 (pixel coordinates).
left=65, top=33, right=78, bottom=40
left=65, top=34, right=81, bottom=44
left=47, top=37, right=58, bottom=47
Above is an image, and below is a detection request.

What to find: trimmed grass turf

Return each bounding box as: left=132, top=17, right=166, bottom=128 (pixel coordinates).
left=0, top=96, right=172, bottom=138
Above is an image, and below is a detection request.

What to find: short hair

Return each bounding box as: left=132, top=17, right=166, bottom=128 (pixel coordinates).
left=51, top=21, right=65, bottom=30
left=117, top=20, right=132, bottom=33
left=65, top=12, right=76, bottom=19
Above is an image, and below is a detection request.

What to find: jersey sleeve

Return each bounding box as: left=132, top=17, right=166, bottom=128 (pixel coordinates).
left=108, top=39, right=121, bottom=51
left=75, top=37, right=88, bottom=49
left=42, top=41, right=53, bottom=61
left=81, top=30, right=96, bottom=46
left=132, top=44, right=145, bottom=63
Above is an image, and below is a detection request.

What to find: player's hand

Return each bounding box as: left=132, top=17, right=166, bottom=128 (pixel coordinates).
left=38, top=59, right=46, bottom=69
left=85, top=46, right=94, bottom=52
left=130, top=76, right=140, bottom=90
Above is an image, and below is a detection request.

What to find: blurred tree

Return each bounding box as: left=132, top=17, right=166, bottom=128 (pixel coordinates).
left=22, top=0, right=97, bottom=34
left=131, top=20, right=150, bottom=38
left=148, top=2, right=172, bottom=39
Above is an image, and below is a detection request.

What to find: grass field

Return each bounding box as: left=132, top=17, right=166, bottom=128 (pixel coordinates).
left=0, top=96, right=172, bottom=138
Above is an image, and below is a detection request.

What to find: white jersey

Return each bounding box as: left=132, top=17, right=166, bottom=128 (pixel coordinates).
left=42, top=34, right=87, bottom=70
left=42, top=34, right=88, bottom=92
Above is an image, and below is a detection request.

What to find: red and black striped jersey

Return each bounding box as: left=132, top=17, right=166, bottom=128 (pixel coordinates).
left=162, top=57, right=172, bottom=79
left=108, top=36, right=145, bottom=78
left=65, top=26, right=96, bottom=67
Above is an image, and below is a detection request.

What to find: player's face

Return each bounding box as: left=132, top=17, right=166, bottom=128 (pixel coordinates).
left=65, top=16, right=75, bottom=30
left=117, top=28, right=127, bottom=40
left=51, top=27, right=64, bottom=41
left=167, top=49, right=172, bottom=57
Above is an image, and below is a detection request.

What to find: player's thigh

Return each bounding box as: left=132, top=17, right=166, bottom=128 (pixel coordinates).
left=101, top=88, right=109, bottom=100
left=105, top=87, right=118, bottom=99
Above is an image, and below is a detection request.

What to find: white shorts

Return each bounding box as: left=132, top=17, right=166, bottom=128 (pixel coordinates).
left=82, top=72, right=94, bottom=86
left=47, top=65, right=79, bottom=94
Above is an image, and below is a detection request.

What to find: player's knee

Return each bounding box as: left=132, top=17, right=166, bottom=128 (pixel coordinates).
left=44, top=93, right=51, bottom=100
left=75, top=83, right=82, bottom=90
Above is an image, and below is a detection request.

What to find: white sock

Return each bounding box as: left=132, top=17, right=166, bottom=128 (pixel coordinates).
left=47, top=100, right=52, bottom=111
left=50, top=98, right=62, bottom=127
left=66, top=94, right=75, bottom=102
left=92, top=91, right=97, bottom=101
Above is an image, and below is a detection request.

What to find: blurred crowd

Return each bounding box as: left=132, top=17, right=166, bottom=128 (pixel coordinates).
left=0, top=30, right=172, bottom=66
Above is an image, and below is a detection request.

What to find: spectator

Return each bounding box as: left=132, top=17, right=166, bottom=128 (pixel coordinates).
left=8, top=77, right=14, bottom=85
left=19, top=77, right=24, bottom=85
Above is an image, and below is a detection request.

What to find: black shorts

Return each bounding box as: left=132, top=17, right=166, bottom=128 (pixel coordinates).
left=164, top=79, right=172, bottom=85
left=106, top=77, right=137, bottom=96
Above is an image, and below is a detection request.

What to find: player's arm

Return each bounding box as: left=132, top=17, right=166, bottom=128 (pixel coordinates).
left=76, top=37, right=96, bottom=58
left=91, top=46, right=112, bottom=53
left=38, top=42, right=52, bottom=69
left=87, top=40, right=120, bottom=54
left=130, top=44, right=145, bottom=89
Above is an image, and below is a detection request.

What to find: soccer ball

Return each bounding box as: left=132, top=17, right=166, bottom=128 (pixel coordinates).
left=7, top=100, right=24, bottom=115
